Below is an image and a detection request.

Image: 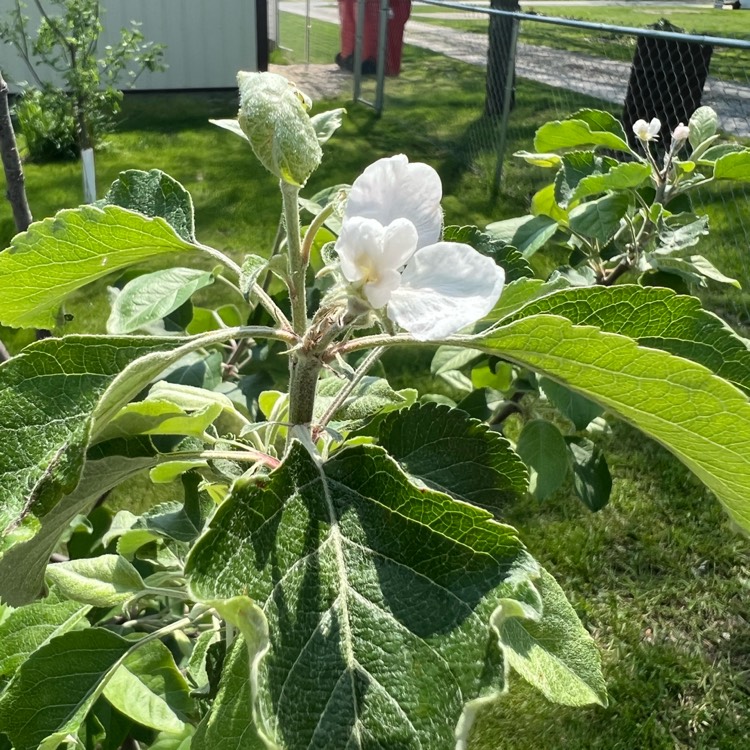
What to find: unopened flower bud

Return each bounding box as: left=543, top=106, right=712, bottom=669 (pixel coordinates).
left=237, top=71, right=322, bottom=187
left=672, top=123, right=690, bottom=144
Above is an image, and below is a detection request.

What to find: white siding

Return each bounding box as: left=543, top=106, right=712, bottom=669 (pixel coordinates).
left=1, top=0, right=258, bottom=91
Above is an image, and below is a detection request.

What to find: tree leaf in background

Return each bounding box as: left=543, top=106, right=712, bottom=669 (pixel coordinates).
left=540, top=377, right=603, bottom=430
left=443, top=225, right=533, bottom=282
left=515, top=419, right=569, bottom=501
left=565, top=437, right=612, bottom=512
left=0, top=597, right=90, bottom=680
left=484, top=214, right=558, bottom=258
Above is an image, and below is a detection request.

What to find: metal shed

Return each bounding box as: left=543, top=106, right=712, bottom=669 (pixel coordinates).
left=0, top=0, right=260, bottom=91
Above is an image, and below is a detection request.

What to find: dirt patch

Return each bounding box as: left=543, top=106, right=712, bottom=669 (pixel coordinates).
left=268, top=63, right=353, bottom=101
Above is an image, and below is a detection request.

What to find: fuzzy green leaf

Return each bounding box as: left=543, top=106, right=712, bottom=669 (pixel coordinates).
left=0, top=205, right=197, bottom=329
left=0, top=628, right=132, bottom=750
left=0, top=337, right=183, bottom=557
left=484, top=215, right=558, bottom=258
left=102, top=169, right=196, bottom=242
left=565, top=437, right=612, bottom=512
left=572, top=161, right=652, bottom=201
left=103, top=640, right=194, bottom=733
left=475, top=314, right=750, bottom=532
left=107, top=267, right=217, bottom=334
left=46, top=554, right=146, bottom=607
left=688, top=106, right=719, bottom=149
left=0, top=438, right=157, bottom=605
left=378, top=403, right=528, bottom=513
left=0, top=597, right=90, bottom=680
left=187, top=441, right=577, bottom=749
left=492, top=567, right=607, bottom=705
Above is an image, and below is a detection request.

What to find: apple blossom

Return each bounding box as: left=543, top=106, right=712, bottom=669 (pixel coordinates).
left=335, top=155, right=505, bottom=340
left=632, top=117, right=661, bottom=142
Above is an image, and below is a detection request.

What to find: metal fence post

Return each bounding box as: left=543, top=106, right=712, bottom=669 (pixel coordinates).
left=374, top=0, right=389, bottom=114
left=491, top=12, right=519, bottom=198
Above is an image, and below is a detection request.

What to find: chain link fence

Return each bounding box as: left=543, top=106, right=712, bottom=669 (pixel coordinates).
left=272, top=0, right=750, bottom=323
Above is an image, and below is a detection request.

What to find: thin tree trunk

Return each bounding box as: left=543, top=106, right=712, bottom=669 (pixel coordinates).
left=0, top=70, right=32, bottom=233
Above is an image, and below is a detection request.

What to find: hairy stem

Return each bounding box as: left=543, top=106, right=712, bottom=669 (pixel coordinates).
left=281, top=181, right=308, bottom=336
left=288, top=353, right=323, bottom=429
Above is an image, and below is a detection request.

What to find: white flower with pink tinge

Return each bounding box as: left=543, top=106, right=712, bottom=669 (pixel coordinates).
left=335, top=155, right=505, bottom=341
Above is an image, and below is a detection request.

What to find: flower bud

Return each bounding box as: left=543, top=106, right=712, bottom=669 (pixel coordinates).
left=672, top=122, right=690, bottom=144
left=237, top=71, right=322, bottom=187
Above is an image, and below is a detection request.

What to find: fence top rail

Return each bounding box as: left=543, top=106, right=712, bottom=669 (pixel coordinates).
left=414, top=0, right=750, bottom=50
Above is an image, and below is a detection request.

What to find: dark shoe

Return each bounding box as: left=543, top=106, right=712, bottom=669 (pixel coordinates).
left=361, top=58, right=376, bottom=75
left=335, top=53, right=353, bottom=71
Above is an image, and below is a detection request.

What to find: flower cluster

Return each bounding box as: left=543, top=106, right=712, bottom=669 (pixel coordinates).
left=334, top=155, right=505, bottom=340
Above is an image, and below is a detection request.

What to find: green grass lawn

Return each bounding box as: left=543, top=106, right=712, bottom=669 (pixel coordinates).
left=412, top=2, right=750, bottom=81
left=2, top=29, right=750, bottom=749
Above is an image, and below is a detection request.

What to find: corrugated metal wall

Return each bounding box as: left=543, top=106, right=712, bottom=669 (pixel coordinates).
left=0, top=0, right=258, bottom=91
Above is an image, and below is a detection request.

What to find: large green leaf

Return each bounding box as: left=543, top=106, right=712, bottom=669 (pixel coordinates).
left=572, top=161, right=652, bottom=202
left=0, top=628, right=132, bottom=750
left=102, top=169, right=196, bottom=242
left=553, top=151, right=617, bottom=207
left=475, top=314, right=750, bottom=532
left=568, top=193, right=629, bottom=244
left=534, top=110, right=631, bottom=154
left=713, top=151, right=750, bottom=182
left=485, top=215, right=558, bottom=258
left=500, top=285, right=750, bottom=395
left=0, top=205, right=197, bottom=329
left=378, top=403, right=528, bottom=513
left=0, top=597, right=90, bottom=680
left=0, top=438, right=157, bottom=605
left=103, top=640, right=195, bottom=733
left=187, top=442, right=602, bottom=748
left=0, top=337, right=181, bottom=556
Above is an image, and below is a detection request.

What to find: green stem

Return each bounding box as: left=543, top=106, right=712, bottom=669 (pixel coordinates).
left=301, top=203, right=335, bottom=267
left=157, top=449, right=280, bottom=469
left=281, top=181, right=308, bottom=336
left=288, top=353, right=323, bottom=429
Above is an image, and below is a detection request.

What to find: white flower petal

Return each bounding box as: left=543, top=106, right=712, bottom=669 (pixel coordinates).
left=382, top=218, right=419, bottom=270
left=364, top=268, right=401, bottom=309
left=344, top=155, right=443, bottom=249
left=648, top=117, right=662, bottom=137
left=335, top=217, right=385, bottom=283
left=387, top=243, right=505, bottom=340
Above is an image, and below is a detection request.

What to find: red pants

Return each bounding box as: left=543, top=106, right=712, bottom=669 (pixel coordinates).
left=338, top=0, right=411, bottom=75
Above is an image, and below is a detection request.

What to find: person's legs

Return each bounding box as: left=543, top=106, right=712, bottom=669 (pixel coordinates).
left=337, top=0, right=356, bottom=65
left=386, top=0, right=411, bottom=75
